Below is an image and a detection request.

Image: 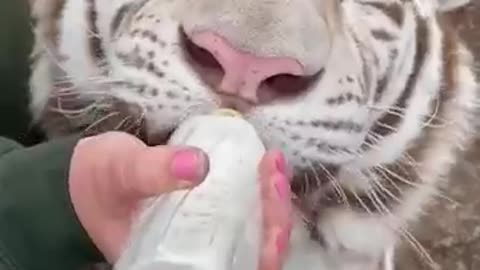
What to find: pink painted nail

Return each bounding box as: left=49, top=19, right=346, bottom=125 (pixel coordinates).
left=276, top=230, right=289, bottom=254
left=171, top=148, right=209, bottom=182
left=275, top=152, right=293, bottom=179
left=274, top=174, right=290, bottom=200
left=275, top=152, right=286, bottom=174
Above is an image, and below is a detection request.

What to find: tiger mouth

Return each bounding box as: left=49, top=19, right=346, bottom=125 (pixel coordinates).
left=74, top=95, right=346, bottom=204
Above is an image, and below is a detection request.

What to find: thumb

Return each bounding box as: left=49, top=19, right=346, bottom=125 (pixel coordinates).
left=69, top=132, right=210, bottom=261
left=75, top=131, right=210, bottom=201
left=70, top=131, right=210, bottom=207
left=112, top=142, right=210, bottom=200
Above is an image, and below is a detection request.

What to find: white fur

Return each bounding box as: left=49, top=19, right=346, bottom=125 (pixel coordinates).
left=28, top=0, right=477, bottom=269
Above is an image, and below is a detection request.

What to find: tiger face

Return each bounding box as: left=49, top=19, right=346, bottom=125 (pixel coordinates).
left=34, top=0, right=444, bottom=167
left=30, top=0, right=477, bottom=268
left=106, top=0, right=402, bottom=166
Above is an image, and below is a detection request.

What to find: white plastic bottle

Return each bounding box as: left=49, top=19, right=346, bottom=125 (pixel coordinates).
left=114, top=109, right=265, bottom=270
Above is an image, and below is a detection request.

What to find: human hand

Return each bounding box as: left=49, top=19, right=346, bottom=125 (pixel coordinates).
left=68, top=131, right=210, bottom=261
left=68, top=131, right=292, bottom=269
left=257, top=151, right=293, bottom=270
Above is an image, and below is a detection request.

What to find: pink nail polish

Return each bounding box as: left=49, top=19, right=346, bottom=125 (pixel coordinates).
left=275, top=152, right=286, bottom=174
left=275, top=152, right=293, bottom=179
left=274, top=175, right=289, bottom=200
left=276, top=230, right=288, bottom=254
left=171, top=148, right=208, bottom=182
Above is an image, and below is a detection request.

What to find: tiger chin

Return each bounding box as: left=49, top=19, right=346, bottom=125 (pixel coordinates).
left=27, top=0, right=478, bottom=269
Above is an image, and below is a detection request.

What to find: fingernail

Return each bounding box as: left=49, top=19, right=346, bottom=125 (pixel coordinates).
left=274, top=174, right=290, bottom=201
left=171, top=148, right=209, bottom=182
left=275, top=152, right=286, bottom=174
left=276, top=229, right=289, bottom=254
left=275, top=152, right=293, bottom=179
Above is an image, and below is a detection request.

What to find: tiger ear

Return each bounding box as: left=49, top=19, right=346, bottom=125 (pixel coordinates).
left=436, top=0, right=470, bottom=11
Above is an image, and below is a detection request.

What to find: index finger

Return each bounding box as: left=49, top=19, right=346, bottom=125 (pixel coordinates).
left=257, top=151, right=293, bottom=270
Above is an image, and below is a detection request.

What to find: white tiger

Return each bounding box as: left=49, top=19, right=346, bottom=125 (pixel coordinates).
left=27, top=0, right=479, bottom=269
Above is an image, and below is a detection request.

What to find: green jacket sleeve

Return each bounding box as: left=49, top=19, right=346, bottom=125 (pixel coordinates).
left=0, top=136, right=105, bottom=270
left=0, top=0, right=41, bottom=146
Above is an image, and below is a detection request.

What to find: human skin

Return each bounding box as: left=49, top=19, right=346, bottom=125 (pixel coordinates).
left=68, top=131, right=293, bottom=270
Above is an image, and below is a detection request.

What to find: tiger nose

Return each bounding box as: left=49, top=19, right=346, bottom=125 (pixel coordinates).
left=190, top=31, right=305, bottom=103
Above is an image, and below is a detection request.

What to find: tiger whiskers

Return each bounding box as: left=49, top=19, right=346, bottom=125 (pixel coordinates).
left=396, top=225, right=439, bottom=270
left=366, top=102, right=452, bottom=130
left=365, top=169, right=403, bottom=206
left=333, top=167, right=374, bottom=215
left=84, top=111, right=122, bottom=134
left=422, top=96, right=442, bottom=129
left=309, top=160, right=351, bottom=208
left=355, top=170, right=439, bottom=269
left=364, top=131, right=460, bottom=206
